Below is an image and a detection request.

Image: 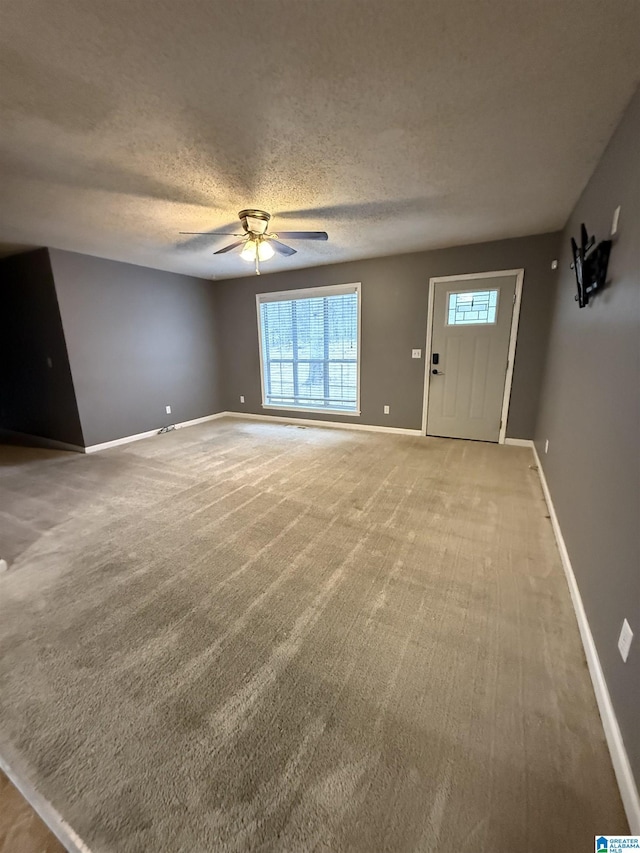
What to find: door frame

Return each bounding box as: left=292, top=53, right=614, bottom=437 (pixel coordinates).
left=420, top=268, right=525, bottom=444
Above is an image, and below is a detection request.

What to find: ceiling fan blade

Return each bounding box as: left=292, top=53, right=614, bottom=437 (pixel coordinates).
left=179, top=231, right=245, bottom=236
left=214, top=239, right=247, bottom=255
left=273, top=231, right=328, bottom=240
left=268, top=239, right=297, bottom=256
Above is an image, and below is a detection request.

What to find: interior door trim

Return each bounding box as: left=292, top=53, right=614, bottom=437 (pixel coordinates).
left=420, top=268, right=525, bottom=444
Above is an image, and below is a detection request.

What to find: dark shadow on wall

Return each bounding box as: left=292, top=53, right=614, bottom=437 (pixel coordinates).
left=0, top=249, right=84, bottom=446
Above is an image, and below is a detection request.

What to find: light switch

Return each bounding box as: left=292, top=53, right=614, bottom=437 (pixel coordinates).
left=412, top=349, right=422, bottom=359
left=618, top=618, right=633, bottom=663
left=611, top=205, right=621, bottom=236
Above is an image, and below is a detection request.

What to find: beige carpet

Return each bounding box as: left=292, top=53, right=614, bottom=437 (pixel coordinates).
left=0, top=419, right=627, bottom=852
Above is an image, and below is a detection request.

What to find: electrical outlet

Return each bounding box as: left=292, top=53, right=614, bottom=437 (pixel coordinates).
left=46, top=356, right=53, bottom=368
left=412, top=349, right=422, bottom=359
left=240, top=395, right=245, bottom=403
left=545, top=439, right=549, bottom=454
left=618, top=619, right=633, bottom=663
left=383, top=405, right=390, bottom=415
left=611, top=205, right=621, bottom=236
left=165, top=405, right=171, bottom=414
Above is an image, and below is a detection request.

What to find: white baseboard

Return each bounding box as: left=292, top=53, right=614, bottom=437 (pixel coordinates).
left=533, top=444, right=640, bottom=833
left=83, top=412, right=227, bottom=453
left=84, top=427, right=161, bottom=453
left=224, top=411, right=422, bottom=436
left=0, top=745, right=93, bottom=853
left=504, top=437, right=534, bottom=447
left=0, top=429, right=84, bottom=453
left=175, top=412, right=228, bottom=429
left=2, top=411, right=419, bottom=454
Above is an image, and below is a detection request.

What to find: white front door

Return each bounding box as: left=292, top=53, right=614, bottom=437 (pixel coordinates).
left=425, top=273, right=520, bottom=442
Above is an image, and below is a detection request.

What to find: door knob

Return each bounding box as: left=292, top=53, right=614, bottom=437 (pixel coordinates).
left=432, top=369, right=445, bottom=375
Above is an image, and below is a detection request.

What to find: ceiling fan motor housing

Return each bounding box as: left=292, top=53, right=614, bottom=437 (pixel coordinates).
left=238, top=209, right=271, bottom=235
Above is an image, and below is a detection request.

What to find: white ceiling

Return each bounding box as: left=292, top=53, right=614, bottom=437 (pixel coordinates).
left=0, top=0, right=638, bottom=279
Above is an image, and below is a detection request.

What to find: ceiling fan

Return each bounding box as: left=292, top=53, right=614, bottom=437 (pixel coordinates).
left=180, top=209, right=328, bottom=275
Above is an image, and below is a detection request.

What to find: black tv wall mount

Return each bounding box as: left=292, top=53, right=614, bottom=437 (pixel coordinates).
left=570, top=223, right=612, bottom=308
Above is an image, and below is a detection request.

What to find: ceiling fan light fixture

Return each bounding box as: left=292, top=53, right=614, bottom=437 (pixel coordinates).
left=180, top=210, right=327, bottom=274
left=240, top=239, right=257, bottom=262
left=257, top=239, right=274, bottom=261
left=240, top=237, right=274, bottom=263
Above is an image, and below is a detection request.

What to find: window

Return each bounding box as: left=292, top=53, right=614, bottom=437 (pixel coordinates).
left=447, top=289, right=499, bottom=325
left=257, top=283, right=360, bottom=414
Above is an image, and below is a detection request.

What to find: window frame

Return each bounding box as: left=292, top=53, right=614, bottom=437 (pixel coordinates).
left=445, top=288, right=500, bottom=326
left=255, top=282, right=362, bottom=416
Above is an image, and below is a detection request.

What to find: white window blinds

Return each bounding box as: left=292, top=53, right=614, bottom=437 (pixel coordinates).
left=257, top=284, right=360, bottom=413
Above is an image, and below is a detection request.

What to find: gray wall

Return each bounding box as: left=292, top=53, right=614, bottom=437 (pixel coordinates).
left=534, top=88, right=640, bottom=783
left=0, top=249, right=83, bottom=445
left=49, top=250, right=223, bottom=447
left=216, top=231, right=561, bottom=438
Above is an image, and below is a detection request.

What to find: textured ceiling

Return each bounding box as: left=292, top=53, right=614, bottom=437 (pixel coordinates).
left=0, top=0, right=638, bottom=279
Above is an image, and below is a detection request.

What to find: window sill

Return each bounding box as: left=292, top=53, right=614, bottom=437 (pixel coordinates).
left=262, top=405, right=361, bottom=418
